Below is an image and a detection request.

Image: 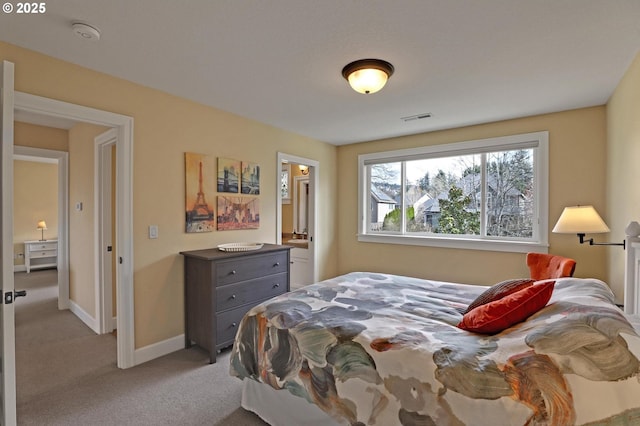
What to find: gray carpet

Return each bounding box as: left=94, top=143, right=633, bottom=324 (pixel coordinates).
left=14, top=270, right=267, bottom=425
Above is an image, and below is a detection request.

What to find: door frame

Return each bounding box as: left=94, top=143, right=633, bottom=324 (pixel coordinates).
left=1, top=59, right=17, bottom=426
left=276, top=152, right=319, bottom=283
left=13, top=91, right=135, bottom=369
left=13, top=146, right=69, bottom=310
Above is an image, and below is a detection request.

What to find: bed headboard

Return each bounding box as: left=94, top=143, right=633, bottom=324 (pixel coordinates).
left=624, top=222, right=640, bottom=315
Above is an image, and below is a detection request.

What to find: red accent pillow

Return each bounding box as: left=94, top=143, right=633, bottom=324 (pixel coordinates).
left=464, top=278, right=535, bottom=314
left=458, top=281, right=555, bottom=334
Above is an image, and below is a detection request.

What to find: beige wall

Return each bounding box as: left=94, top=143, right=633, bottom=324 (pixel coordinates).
left=0, top=41, right=338, bottom=349
left=14, top=121, right=69, bottom=151
left=337, top=107, right=607, bottom=287
left=13, top=121, right=67, bottom=266
left=13, top=160, right=58, bottom=265
left=607, top=51, right=640, bottom=301
left=68, top=123, right=109, bottom=315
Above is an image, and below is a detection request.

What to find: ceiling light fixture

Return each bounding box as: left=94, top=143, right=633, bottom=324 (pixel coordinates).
left=342, top=59, right=394, bottom=94
left=72, top=22, right=101, bottom=41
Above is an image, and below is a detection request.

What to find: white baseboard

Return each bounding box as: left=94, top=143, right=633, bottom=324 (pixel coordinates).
left=66, top=303, right=183, bottom=366
left=134, top=334, right=185, bottom=366
left=13, top=265, right=26, bottom=273
left=69, top=300, right=100, bottom=334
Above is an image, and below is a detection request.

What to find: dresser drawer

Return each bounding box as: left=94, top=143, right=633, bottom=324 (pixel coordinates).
left=30, top=249, right=57, bottom=259
left=28, top=241, right=57, bottom=251
left=216, top=304, right=255, bottom=348
left=217, top=273, right=287, bottom=312
left=216, top=251, right=288, bottom=285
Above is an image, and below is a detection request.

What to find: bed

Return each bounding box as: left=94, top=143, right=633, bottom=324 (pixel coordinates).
left=229, top=270, right=640, bottom=425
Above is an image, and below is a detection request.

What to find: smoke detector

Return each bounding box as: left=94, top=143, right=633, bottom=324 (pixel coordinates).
left=72, top=22, right=101, bottom=41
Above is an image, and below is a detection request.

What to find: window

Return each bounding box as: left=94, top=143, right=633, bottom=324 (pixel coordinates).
left=358, top=132, right=548, bottom=253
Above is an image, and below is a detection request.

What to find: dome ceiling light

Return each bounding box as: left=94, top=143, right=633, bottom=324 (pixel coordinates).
left=341, top=59, right=394, bottom=94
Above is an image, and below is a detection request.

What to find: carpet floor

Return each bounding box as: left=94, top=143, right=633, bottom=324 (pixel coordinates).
left=14, top=269, right=267, bottom=425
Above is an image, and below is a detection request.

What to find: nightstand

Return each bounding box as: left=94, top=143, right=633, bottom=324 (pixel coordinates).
left=24, top=240, right=58, bottom=273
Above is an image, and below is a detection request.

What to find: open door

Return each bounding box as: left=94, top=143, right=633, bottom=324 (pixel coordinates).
left=96, top=129, right=116, bottom=334
left=1, top=60, right=18, bottom=425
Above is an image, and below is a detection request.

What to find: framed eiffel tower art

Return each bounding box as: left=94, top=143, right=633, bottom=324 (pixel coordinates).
left=185, top=152, right=216, bottom=233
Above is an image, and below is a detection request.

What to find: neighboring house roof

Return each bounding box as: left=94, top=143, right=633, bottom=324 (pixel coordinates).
left=371, top=185, right=396, bottom=204
left=414, top=192, right=448, bottom=214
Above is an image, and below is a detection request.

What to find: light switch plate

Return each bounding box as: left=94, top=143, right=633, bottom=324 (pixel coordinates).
left=149, top=225, right=158, bottom=239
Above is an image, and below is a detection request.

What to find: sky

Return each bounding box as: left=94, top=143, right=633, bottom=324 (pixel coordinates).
left=376, top=154, right=480, bottom=185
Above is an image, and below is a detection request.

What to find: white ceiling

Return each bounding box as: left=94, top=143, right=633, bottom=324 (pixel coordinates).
left=1, top=0, right=639, bottom=145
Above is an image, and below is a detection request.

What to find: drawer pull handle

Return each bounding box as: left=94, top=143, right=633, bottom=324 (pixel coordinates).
left=273, top=283, right=280, bottom=288
left=231, top=322, right=237, bottom=328
left=274, top=262, right=280, bottom=267
left=231, top=294, right=236, bottom=300
left=230, top=270, right=237, bottom=275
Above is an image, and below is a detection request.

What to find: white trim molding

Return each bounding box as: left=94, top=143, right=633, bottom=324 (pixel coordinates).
left=134, top=334, right=185, bottom=366
left=69, top=300, right=99, bottom=334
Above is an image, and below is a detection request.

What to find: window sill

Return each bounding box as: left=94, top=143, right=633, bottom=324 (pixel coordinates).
left=357, top=233, right=548, bottom=254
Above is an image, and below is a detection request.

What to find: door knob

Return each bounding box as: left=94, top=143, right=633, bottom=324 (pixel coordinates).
left=3, top=290, right=27, bottom=304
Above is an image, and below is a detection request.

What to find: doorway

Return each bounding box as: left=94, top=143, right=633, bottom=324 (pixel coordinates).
left=13, top=91, right=135, bottom=369
left=276, top=152, right=319, bottom=287
left=13, top=146, right=69, bottom=309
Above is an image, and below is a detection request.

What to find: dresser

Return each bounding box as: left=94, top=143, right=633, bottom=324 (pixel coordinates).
left=24, top=240, right=58, bottom=273
left=180, top=244, right=291, bottom=363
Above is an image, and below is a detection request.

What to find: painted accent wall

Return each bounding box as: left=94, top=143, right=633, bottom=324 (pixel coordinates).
left=607, top=51, right=640, bottom=301
left=336, top=107, right=608, bottom=289
left=1, top=41, right=339, bottom=350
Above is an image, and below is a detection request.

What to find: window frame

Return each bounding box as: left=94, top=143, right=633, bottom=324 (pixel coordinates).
left=357, top=131, right=549, bottom=253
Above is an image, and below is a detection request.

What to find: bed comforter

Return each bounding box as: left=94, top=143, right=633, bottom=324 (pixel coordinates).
left=229, top=272, right=640, bottom=425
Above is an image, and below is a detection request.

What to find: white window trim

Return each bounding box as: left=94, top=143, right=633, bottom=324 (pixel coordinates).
left=357, top=131, right=549, bottom=253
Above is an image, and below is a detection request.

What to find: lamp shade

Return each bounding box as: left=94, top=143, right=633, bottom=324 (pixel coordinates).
left=552, top=206, right=610, bottom=234
left=342, top=59, right=394, bottom=94
left=37, top=220, right=47, bottom=230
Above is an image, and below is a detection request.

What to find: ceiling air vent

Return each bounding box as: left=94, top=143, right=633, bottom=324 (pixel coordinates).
left=401, top=113, right=432, bottom=122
